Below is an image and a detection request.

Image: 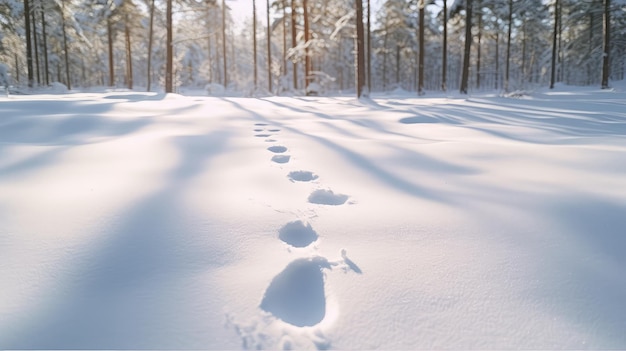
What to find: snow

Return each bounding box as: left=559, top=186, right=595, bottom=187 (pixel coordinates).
left=1, top=85, right=626, bottom=349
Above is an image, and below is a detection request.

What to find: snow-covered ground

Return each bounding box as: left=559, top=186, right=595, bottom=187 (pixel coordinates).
left=1, top=85, right=625, bottom=349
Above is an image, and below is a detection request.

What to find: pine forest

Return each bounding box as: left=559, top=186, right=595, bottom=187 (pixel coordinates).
left=1, top=0, right=626, bottom=96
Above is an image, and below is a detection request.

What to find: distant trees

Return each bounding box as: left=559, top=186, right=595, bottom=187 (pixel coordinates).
left=1, top=0, right=625, bottom=93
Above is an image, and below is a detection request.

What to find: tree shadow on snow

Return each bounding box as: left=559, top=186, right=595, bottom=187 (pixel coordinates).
left=3, top=129, right=234, bottom=349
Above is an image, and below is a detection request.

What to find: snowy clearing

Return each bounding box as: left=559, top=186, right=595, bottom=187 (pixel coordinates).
left=1, top=85, right=625, bottom=349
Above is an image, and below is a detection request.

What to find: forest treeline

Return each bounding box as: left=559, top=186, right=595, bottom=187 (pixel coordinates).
left=1, top=0, right=625, bottom=95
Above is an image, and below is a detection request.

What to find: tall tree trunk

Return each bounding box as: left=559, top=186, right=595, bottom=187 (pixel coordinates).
left=355, top=0, right=365, bottom=97
left=24, top=0, right=34, bottom=87
left=41, top=2, right=49, bottom=86
left=147, top=0, right=155, bottom=91
left=587, top=8, right=594, bottom=85
left=253, top=0, right=258, bottom=90
left=367, top=0, right=371, bottom=92
left=521, top=18, right=526, bottom=85
left=61, top=0, right=71, bottom=90
left=557, top=0, right=562, bottom=82
left=222, top=0, right=228, bottom=87
left=476, top=0, right=481, bottom=89
left=303, top=0, right=310, bottom=91
left=601, top=0, right=610, bottom=89
left=282, top=0, right=287, bottom=76
left=107, top=16, right=114, bottom=86
left=550, top=0, right=559, bottom=89
left=125, top=16, right=133, bottom=90
left=460, top=0, right=473, bottom=94
left=32, top=8, right=40, bottom=85
left=382, top=27, right=388, bottom=91
left=504, top=0, right=513, bottom=92
left=166, top=0, right=173, bottom=93
left=267, top=0, right=272, bottom=92
left=442, top=0, right=447, bottom=91
left=290, top=0, right=297, bottom=90
left=395, top=45, right=400, bottom=85
left=418, top=0, right=425, bottom=95
left=15, top=53, right=20, bottom=83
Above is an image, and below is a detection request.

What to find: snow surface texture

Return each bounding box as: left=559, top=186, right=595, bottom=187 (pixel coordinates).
left=1, top=86, right=626, bottom=349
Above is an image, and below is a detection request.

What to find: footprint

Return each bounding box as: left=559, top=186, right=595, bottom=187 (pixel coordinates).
left=253, top=128, right=264, bottom=132
left=260, top=257, right=330, bottom=327
left=279, top=221, right=319, bottom=248
left=255, top=123, right=269, bottom=126
left=268, top=128, right=281, bottom=132
left=308, top=189, right=349, bottom=206
left=268, top=146, right=288, bottom=153
left=288, top=171, right=318, bottom=182
left=255, top=134, right=272, bottom=138
left=265, top=139, right=277, bottom=143
left=272, top=155, right=291, bottom=164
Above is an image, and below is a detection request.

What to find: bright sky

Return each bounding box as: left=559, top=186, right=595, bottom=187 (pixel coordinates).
left=229, top=0, right=268, bottom=26
left=228, top=0, right=386, bottom=28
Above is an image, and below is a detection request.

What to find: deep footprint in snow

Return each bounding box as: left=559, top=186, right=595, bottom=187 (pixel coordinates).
left=288, top=171, right=318, bottom=182
left=254, top=123, right=269, bottom=126
left=260, top=257, right=330, bottom=327
left=279, top=221, right=319, bottom=248
left=308, top=189, right=349, bottom=206
left=271, top=155, right=291, bottom=164
left=255, top=134, right=272, bottom=138
left=267, top=146, right=288, bottom=153
left=268, top=128, right=281, bottom=132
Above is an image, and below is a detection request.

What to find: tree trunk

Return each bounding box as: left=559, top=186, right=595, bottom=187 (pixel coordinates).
left=476, top=0, right=481, bottom=89
left=253, top=0, right=258, bottom=90
left=504, top=0, right=513, bottom=92
left=442, top=0, right=447, bottom=91
left=291, top=0, right=297, bottom=90
left=418, top=0, right=425, bottom=95
left=147, top=0, right=155, bottom=91
left=282, top=0, right=287, bottom=76
left=24, top=0, right=34, bottom=87
left=550, top=0, right=559, bottom=89
left=15, top=53, right=20, bottom=83
left=61, top=0, right=71, bottom=90
left=417, top=0, right=426, bottom=95
left=601, top=0, right=610, bottom=89
left=521, top=18, right=526, bottom=85
left=32, top=8, right=40, bottom=85
left=222, top=0, right=228, bottom=88
left=303, top=0, right=310, bottom=91
left=355, top=0, right=365, bottom=97
left=395, top=45, right=400, bottom=85
left=460, top=0, right=473, bottom=94
left=166, top=0, right=173, bottom=93
left=267, top=0, right=272, bottom=92
left=494, top=30, right=499, bottom=89
left=41, top=3, right=49, bottom=86
left=367, top=0, right=371, bottom=92
left=557, top=0, right=562, bottom=82
left=107, top=16, right=115, bottom=86
left=125, top=16, right=133, bottom=90
left=382, top=27, right=388, bottom=91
